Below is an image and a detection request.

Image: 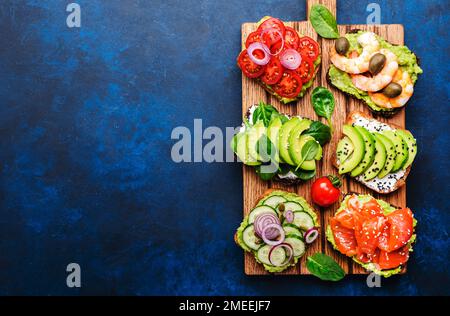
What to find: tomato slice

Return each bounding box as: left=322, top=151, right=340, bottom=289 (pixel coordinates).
left=295, top=56, right=314, bottom=83
left=258, top=17, right=286, bottom=47
left=237, top=49, right=266, bottom=79
left=331, top=218, right=357, bottom=256
left=378, top=208, right=414, bottom=252
left=284, top=26, right=299, bottom=50
left=261, top=57, right=283, bottom=85
left=298, top=36, right=320, bottom=61
left=272, top=70, right=303, bottom=99
left=378, top=246, right=410, bottom=270
left=245, top=31, right=261, bottom=48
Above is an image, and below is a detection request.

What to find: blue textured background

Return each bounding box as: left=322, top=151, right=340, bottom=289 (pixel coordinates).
left=0, top=0, right=449, bottom=295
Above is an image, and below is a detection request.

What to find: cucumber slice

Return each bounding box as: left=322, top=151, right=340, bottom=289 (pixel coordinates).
left=257, top=244, right=286, bottom=267
left=262, top=195, right=287, bottom=209
left=292, top=211, right=314, bottom=230
left=242, top=224, right=260, bottom=251
left=282, top=224, right=303, bottom=238
left=248, top=205, right=278, bottom=224
left=280, top=201, right=303, bottom=212
left=285, top=235, right=306, bottom=257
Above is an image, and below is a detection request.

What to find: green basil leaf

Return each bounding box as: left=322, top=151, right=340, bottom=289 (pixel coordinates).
left=312, top=86, right=335, bottom=121
left=304, top=121, right=331, bottom=145
left=306, top=253, right=346, bottom=281
left=309, top=4, right=339, bottom=39
left=301, top=140, right=320, bottom=161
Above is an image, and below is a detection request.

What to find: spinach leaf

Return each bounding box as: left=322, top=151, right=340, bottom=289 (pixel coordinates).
left=255, top=164, right=277, bottom=181
left=292, top=168, right=316, bottom=181
left=304, top=121, right=331, bottom=146
left=312, top=86, right=335, bottom=131
left=306, top=253, right=345, bottom=281
left=294, top=139, right=319, bottom=171
left=252, top=102, right=279, bottom=127
left=309, top=4, right=339, bottom=39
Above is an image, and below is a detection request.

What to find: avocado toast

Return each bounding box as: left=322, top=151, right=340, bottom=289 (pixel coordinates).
left=326, top=194, right=417, bottom=277
left=328, top=30, right=422, bottom=116
left=235, top=189, right=319, bottom=273
left=231, top=102, right=330, bottom=184
left=333, top=111, right=417, bottom=194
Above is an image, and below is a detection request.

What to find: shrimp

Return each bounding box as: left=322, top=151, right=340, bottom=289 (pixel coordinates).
left=368, top=69, right=414, bottom=108
left=351, top=49, right=399, bottom=92
left=330, top=32, right=380, bottom=74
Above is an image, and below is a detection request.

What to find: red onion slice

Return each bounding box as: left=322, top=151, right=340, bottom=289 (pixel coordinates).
left=260, top=28, right=285, bottom=56
left=247, top=42, right=270, bottom=66
left=304, top=227, right=319, bottom=244
left=284, top=210, right=294, bottom=223
left=280, top=49, right=302, bottom=70
left=254, top=212, right=280, bottom=238
left=269, top=243, right=294, bottom=266
left=261, top=223, right=285, bottom=246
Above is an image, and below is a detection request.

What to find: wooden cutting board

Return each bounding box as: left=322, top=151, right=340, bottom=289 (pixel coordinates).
left=241, top=0, right=406, bottom=275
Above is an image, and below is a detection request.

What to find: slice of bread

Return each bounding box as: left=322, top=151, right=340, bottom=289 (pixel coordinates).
left=332, top=111, right=412, bottom=194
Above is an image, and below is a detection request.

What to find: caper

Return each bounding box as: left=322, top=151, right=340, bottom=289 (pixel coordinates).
left=369, top=53, right=386, bottom=75
left=335, top=37, right=350, bottom=55
left=278, top=203, right=285, bottom=212
left=381, top=82, right=403, bottom=98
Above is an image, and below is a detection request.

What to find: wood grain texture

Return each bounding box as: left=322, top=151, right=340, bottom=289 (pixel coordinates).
left=241, top=0, right=406, bottom=275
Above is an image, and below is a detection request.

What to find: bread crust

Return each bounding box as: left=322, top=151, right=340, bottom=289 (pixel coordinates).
left=333, top=111, right=412, bottom=194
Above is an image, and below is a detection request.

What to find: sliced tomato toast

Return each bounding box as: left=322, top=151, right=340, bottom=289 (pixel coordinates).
left=238, top=17, right=321, bottom=104
left=235, top=189, right=319, bottom=273
left=326, top=194, right=417, bottom=277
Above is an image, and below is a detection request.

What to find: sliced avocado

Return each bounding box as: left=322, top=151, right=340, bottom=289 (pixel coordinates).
left=315, top=144, right=323, bottom=160
left=288, top=119, right=313, bottom=164
left=336, top=136, right=354, bottom=163
left=338, top=125, right=365, bottom=174
left=362, top=133, right=386, bottom=181
left=279, top=117, right=301, bottom=166
left=236, top=132, right=261, bottom=166
left=291, top=135, right=320, bottom=171
left=382, top=130, right=408, bottom=172
left=375, top=133, right=396, bottom=179
left=247, top=120, right=266, bottom=162
left=267, top=117, right=283, bottom=162
left=350, top=126, right=376, bottom=177
left=396, top=129, right=417, bottom=170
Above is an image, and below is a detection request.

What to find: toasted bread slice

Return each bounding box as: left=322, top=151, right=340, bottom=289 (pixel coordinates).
left=332, top=111, right=412, bottom=194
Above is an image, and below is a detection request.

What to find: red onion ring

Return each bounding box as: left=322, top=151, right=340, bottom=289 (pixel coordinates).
left=261, top=223, right=285, bottom=246
left=254, top=213, right=280, bottom=238
left=247, top=42, right=270, bottom=66
left=260, top=28, right=285, bottom=56
left=280, top=49, right=302, bottom=70
left=304, top=227, right=319, bottom=244
left=269, top=243, right=293, bottom=266
left=284, top=210, right=294, bottom=223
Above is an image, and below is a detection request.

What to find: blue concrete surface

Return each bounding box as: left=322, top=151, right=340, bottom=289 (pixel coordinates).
left=0, top=0, right=449, bottom=295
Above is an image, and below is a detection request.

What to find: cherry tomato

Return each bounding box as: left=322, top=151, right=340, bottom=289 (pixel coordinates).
left=295, top=56, right=314, bottom=83
left=272, top=70, right=303, bottom=99
left=261, top=57, right=283, bottom=85
left=298, top=36, right=320, bottom=61
left=258, top=17, right=286, bottom=47
left=237, top=49, right=266, bottom=79
left=245, top=31, right=261, bottom=48
left=284, top=26, right=300, bottom=50
left=311, top=175, right=341, bottom=207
